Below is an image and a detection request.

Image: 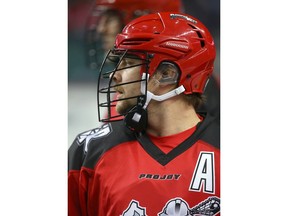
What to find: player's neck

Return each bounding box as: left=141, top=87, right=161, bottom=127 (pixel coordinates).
left=145, top=96, right=200, bottom=137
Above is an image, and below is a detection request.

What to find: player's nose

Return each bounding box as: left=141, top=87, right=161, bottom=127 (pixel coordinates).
left=110, top=70, right=121, bottom=84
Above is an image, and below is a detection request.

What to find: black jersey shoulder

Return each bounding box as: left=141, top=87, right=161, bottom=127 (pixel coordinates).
left=197, top=112, right=220, bottom=149
left=68, top=121, right=136, bottom=171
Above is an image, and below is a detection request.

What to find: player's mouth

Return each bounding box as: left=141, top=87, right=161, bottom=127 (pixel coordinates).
left=116, top=93, right=123, bottom=100
left=114, top=87, right=124, bottom=99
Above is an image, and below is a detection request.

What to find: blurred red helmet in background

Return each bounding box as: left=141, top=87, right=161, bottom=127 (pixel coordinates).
left=86, top=0, right=183, bottom=70
left=88, top=0, right=182, bottom=26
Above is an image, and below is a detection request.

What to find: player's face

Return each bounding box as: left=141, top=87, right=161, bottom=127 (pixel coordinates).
left=97, top=15, right=122, bottom=52
left=111, top=57, right=143, bottom=114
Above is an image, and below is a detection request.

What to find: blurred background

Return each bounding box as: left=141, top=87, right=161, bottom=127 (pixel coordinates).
left=68, top=0, right=220, bottom=146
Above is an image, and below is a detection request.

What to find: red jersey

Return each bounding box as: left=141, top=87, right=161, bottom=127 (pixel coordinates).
left=68, top=113, right=220, bottom=215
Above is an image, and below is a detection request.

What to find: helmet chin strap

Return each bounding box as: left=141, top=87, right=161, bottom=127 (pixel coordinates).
left=140, top=73, right=185, bottom=109
left=124, top=73, right=185, bottom=132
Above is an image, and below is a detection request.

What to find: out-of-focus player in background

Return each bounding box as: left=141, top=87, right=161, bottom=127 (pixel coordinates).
left=85, top=0, right=182, bottom=70
left=68, top=12, right=220, bottom=215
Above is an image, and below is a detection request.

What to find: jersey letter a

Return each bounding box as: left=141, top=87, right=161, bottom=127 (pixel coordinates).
left=189, top=151, right=215, bottom=194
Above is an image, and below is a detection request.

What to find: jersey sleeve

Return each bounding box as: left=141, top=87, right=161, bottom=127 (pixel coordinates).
left=68, top=138, right=89, bottom=216
left=67, top=123, right=114, bottom=216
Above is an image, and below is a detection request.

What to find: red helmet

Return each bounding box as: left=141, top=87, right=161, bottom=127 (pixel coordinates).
left=115, top=12, right=216, bottom=94
left=97, top=12, right=216, bottom=130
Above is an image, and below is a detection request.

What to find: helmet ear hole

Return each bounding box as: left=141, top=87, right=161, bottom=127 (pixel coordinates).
left=153, top=62, right=180, bottom=85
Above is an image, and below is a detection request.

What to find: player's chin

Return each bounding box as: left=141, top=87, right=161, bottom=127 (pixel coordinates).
left=115, top=102, right=128, bottom=115
left=116, top=101, right=135, bottom=115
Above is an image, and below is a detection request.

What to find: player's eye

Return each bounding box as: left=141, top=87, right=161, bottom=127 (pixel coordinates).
left=107, top=55, right=120, bottom=63
left=118, top=59, right=128, bottom=69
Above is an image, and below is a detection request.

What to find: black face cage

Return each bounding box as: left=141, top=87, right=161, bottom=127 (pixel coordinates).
left=97, top=49, right=151, bottom=122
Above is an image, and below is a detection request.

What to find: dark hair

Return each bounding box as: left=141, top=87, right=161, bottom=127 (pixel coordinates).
left=184, top=93, right=206, bottom=110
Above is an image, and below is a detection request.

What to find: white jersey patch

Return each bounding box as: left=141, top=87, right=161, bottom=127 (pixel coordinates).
left=76, top=124, right=111, bottom=153
left=122, top=200, right=147, bottom=216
